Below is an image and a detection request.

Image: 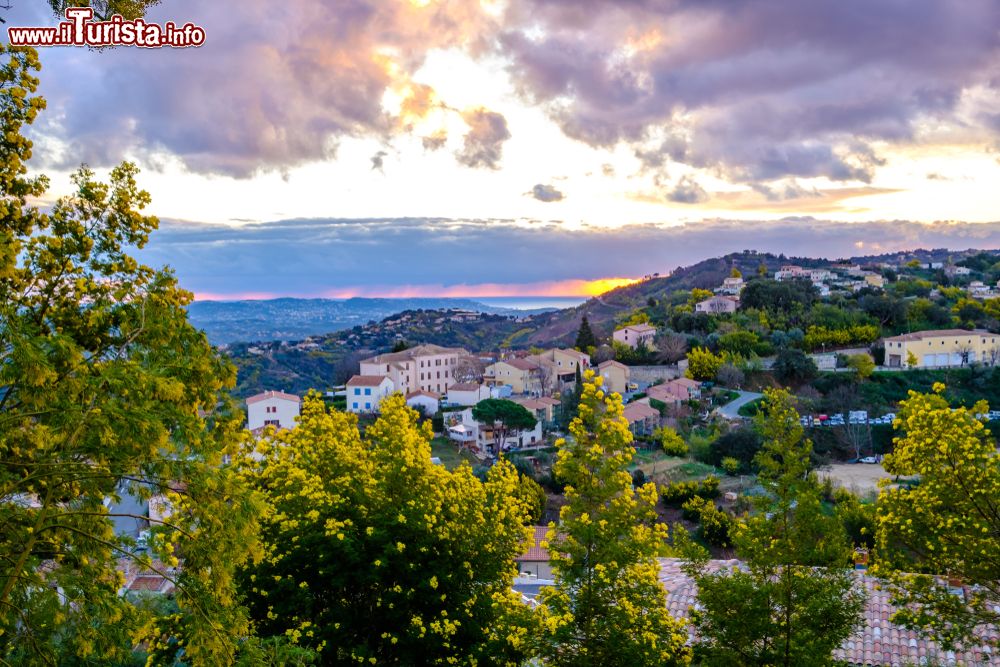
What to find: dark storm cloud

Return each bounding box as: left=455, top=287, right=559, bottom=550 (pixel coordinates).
left=529, top=184, right=565, bottom=202
left=140, top=217, right=1000, bottom=297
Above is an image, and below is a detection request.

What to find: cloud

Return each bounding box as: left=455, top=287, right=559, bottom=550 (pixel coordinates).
left=529, top=183, right=565, bottom=202
left=667, top=176, right=709, bottom=204
left=370, top=150, right=388, bottom=172
left=455, top=108, right=511, bottom=169
left=498, top=0, right=1000, bottom=183
left=28, top=0, right=494, bottom=177
left=139, top=216, right=1000, bottom=298
left=19, top=0, right=1000, bottom=190
left=421, top=130, right=448, bottom=151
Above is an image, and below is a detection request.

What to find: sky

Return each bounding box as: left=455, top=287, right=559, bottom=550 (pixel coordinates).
left=7, top=0, right=1000, bottom=299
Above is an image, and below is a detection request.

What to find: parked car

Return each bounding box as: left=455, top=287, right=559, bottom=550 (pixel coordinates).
left=860, top=456, right=878, bottom=464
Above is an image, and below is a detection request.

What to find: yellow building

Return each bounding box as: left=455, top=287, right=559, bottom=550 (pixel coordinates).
left=597, top=360, right=631, bottom=395
left=884, top=329, right=1000, bottom=368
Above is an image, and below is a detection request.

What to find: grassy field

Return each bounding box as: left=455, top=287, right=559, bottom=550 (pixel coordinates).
left=430, top=437, right=480, bottom=470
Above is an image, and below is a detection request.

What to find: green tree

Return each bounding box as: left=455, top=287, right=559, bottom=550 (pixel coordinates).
left=0, top=46, right=262, bottom=665
left=773, top=348, right=818, bottom=383
left=472, top=398, right=538, bottom=452
left=682, top=389, right=864, bottom=666
left=535, top=372, right=690, bottom=666
left=685, top=347, right=725, bottom=381
left=846, top=354, right=875, bottom=380
left=575, top=315, right=598, bottom=351
left=874, top=385, right=1000, bottom=650
left=236, top=394, right=533, bottom=665
left=718, top=331, right=759, bottom=358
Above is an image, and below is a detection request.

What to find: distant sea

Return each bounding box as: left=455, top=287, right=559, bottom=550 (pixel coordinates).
left=473, top=296, right=587, bottom=310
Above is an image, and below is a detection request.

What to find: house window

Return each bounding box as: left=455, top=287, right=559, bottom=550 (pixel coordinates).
left=354, top=388, right=361, bottom=395
left=265, top=419, right=279, bottom=426
left=365, top=388, right=372, bottom=396
left=365, top=402, right=371, bottom=410
left=352, top=402, right=359, bottom=409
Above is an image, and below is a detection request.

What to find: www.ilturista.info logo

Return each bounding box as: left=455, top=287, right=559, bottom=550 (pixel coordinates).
left=7, top=7, right=205, bottom=48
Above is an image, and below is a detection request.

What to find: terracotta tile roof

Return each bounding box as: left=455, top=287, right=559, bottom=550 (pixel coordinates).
left=505, top=359, right=541, bottom=371
left=405, top=390, right=439, bottom=399
left=657, top=559, right=1000, bottom=666
left=535, top=396, right=561, bottom=406
left=512, top=397, right=556, bottom=411
left=884, top=329, right=995, bottom=343
left=598, top=360, right=629, bottom=371
left=622, top=402, right=659, bottom=423
left=246, top=390, right=301, bottom=405
left=361, top=344, right=470, bottom=364
left=518, top=526, right=552, bottom=562
left=647, top=384, right=680, bottom=402
left=128, top=575, right=172, bottom=593
left=668, top=377, right=701, bottom=390
left=449, top=383, right=482, bottom=392
left=558, top=348, right=589, bottom=359
left=346, top=375, right=391, bottom=387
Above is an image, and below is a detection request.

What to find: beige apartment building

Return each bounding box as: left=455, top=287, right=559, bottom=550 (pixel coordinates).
left=613, top=323, right=656, bottom=349
left=884, top=329, right=1000, bottom=368
left=359, top=343, right=470, bottom=395
left=484, top=358, right=542, bottom=395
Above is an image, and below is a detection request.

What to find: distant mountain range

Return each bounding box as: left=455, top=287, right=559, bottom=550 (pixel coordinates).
left=221, top=247, right=995, bottom=396
left=187, top=297, right=571, bottom=344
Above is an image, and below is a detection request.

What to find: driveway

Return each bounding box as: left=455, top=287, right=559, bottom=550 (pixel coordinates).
left=717, top=390, right=763, bottom=420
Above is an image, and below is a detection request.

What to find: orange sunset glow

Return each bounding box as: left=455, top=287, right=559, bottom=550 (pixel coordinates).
left=193, top=277, right=640, bottom=301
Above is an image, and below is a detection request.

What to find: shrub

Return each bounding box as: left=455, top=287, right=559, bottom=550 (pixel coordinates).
left=709, top=428, right=763, bottom=469
left=721, top=457, right=740, bottom=476
left=659, top=427, right=689, bottom=457
left=686, top=347, right=725, bottom=381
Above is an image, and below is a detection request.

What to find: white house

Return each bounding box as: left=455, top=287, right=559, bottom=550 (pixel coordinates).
left=695, top=295, right=738, bottom=314
left=346, top=375, right=395, bottom=413
left=719, top=276, right=744, bottom=294
left=775, top=265, right=808, bottom=280
left=613, top=323, right=656, bottom=349
left=447, top=382, right=492, bottom=406
left=405, top=390, right=440, bottom=416
left=246, top=390, right=301, bottom=431
left=445, top=407, right=544, bottom=457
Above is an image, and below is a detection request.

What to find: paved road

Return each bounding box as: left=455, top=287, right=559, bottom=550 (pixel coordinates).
left=717, top=390, right=764, bottom=419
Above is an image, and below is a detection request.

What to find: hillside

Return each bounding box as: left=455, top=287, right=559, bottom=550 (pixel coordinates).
left=188, top=296, right=565, bottom=344
left=226, top=309, right=533, bottom=396
left=225, top=247, right=996, bottom=396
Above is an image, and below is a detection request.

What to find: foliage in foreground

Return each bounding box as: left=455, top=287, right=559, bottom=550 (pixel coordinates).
left=535, top=372, right=690, bottom=666
left=682, top=389, right=865, bottom=666
left=0, top=45, right=262, bottom=665
left=236, top=394, right=533, bottom=665
left=875, top=384, right=1000, bottom=650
